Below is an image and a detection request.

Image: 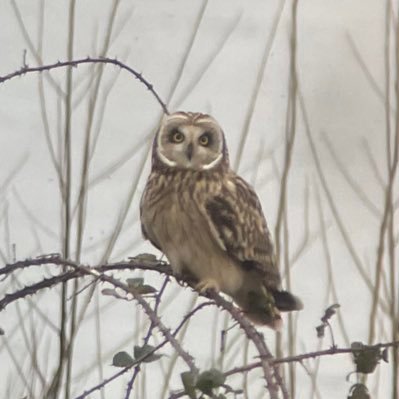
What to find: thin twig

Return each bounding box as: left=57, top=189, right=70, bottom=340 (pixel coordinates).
left=224, top=341, right=399, bottom=377
left=0, top=57, right=169, bottom=114
left=1, top=257, right=286, bottom=397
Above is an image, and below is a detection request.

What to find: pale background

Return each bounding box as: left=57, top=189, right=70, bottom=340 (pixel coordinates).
left=0, top=1, right=396, bottom=398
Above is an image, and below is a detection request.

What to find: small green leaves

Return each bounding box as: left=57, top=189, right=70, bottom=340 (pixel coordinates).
left=347, top=383, right=371, bottom=399
left=351, top=342, right=386, bottom=374
left=345, top=343, right=389, bottom=397
left=181, top=371, right=198, bottom=399
left=316, top=324, right=325, bottom=338
left=181, top=368, right=226, bottom=398
left=321, top=304, right=340, bottom=323
left=136, top=285, right=157, bottom=295
left=381, top=348, right=389, bottom=362
left=127, top=277, right=144, bottom=287
left=112, top=351, right=135, bottom=367
left=128, top=253, right=159, bottom=266
left=315, top=303, right=340, bottom=340
left=134, top=344, right=163, bottom=363
left=133, top=253, right=158, bottom=262
left=196, top=368, right=226, bottom=396
left=101, top=277, right=157, bottom=300
left=112, top=344, right=163, bottom=368
left=126, top=277, right=157, bottom=295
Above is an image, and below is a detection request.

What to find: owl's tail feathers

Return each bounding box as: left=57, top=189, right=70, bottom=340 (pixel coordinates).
left=233, top=289, right=302, bottom=330
left=272, top=290, right=303, bottom=312
left=233, top=293, right=284, bottom=331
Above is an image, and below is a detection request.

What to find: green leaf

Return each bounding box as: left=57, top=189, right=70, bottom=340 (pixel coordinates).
left=321, top=303, right=340, bottom=323
left=135, top=284, right=157, bottom=295
left=381, top=348, right=389, bottom=363
left=347, top=383, right=370, bottom=399
left=112, top=351, right=135, bottom=367
left=351, top=343, right=381, bottom=374
left=133, top=253, right=158, bottom=262
left=134, top=344, right=163, bottom=363
left=127, top=278, right=144, bottom=288
left=126, top=278, right=157, bottom=295
left=351, top=342, right=364, bottom=351
left=315, top=324, right=325, bottom=338
left=181, top=371, right=198, bottom=399
left=196, top=368, right=226, bottom=396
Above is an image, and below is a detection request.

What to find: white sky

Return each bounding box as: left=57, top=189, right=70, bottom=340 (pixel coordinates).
left=0, top=1, right=396, bottom=398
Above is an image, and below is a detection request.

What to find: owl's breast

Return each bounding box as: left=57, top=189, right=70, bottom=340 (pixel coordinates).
left=141, top=177, right=244, bottom=295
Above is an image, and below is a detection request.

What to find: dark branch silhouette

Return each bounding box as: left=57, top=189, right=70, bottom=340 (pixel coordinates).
left=0, top=57, right=169, bottom=114
left=2, top=256, right=398, bottom=398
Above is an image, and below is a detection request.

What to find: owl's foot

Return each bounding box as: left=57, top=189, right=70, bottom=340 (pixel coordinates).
left=195, top=278, right=220, bottom=294
left=175, top=269, right=198, bottom=286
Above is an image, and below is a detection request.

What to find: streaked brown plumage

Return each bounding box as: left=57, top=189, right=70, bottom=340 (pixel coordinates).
left=140, top=111, right=303, bottom=329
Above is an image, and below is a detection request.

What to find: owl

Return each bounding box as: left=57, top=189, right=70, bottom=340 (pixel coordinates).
left=140, top=111, right=303, bottom=329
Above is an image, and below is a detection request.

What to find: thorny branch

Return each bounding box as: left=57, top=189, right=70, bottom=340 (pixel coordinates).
left=0, top=57, right=169, bottom=114
left=3, top=257, right=398, bottom=398
left=1, top=256, right=286, bottom=398
left=224, top=341, right=399, bottom=377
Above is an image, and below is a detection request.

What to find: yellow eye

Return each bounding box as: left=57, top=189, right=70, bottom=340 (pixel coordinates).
left=171, top=130, right=184, bottom=143
left=199, top=134, right=210, bottom=146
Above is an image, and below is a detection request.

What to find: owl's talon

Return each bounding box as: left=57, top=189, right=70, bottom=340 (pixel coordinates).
left=195, top=279, right=220, bottom=294
left=175, top=270, right=198, bottom=286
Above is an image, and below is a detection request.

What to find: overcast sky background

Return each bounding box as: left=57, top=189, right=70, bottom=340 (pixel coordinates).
left=0, top=1, right=396, bottom=398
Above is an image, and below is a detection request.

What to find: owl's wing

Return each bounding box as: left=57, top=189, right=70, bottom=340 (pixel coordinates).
left=140, top=223, right=162, bottom=251
left=139, top=185, right=163, bottom=252
left=204, top=175, right=281, bottom=288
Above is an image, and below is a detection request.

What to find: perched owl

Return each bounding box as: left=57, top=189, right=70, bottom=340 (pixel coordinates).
left=140, top=111, right=303, bottom=329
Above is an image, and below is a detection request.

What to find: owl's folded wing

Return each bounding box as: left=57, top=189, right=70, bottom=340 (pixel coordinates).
left=204, top=176, right=281, bottom=288
left=140, top=223, right=162, bottom=251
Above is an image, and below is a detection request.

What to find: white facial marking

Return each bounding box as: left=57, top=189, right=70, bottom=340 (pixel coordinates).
left=158, top=150, right=177, bottom=167
left=201, top=153, right=223, bottom=170
left=158, top=113, right=224, bottom=170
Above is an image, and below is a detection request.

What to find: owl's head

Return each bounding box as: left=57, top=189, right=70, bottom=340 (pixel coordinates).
left=153, top=112, right=229, bottom=171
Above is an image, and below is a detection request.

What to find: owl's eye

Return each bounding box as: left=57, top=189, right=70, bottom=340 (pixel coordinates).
left=199, top=133, right=211, bottom=146
left=170, top=130, right=185, bottom=143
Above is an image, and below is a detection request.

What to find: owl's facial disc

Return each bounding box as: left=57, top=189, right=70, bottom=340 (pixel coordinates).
left=157, top=117, right=224, bottom=171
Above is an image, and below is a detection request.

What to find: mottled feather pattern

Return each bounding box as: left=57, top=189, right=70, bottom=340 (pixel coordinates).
left=140, top=111, right=303, bottom=329
left=205, top=175, right=281, bottom=289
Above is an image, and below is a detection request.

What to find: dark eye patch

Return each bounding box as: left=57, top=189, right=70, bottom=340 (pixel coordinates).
left=199, top=132, right=213, bottom=146
left=169, top=128, right=184, bottom=143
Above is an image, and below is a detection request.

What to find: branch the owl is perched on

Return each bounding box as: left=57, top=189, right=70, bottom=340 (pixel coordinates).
left=140, top=111, right=303, bottom=330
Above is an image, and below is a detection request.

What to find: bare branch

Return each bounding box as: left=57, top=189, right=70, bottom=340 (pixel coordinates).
left=225, top=341, right=399, bottom=377
left=1, top=256, right=287, bottom=398
left=0, top=57, right=169, bottom=114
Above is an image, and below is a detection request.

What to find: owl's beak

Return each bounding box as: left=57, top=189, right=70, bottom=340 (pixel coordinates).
left=186, top=142, right=193, bottom=161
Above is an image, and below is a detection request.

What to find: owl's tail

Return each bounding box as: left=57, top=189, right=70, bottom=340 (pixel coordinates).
left=233, top=289, right=303, bottom=331
left=272, top=289, right=303, bottom=312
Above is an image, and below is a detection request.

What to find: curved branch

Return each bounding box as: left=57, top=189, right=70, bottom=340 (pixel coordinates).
left=205, top=290, right=286, bottom=399
left=1, top=257, right=196, bottom=376
left=1, top=257, right=286, bottom=397
left=69, top=261, right=198, bottom=375
left=0, top=57, right=169, bottom=114
left=224, top=341, right=399, bottom=379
